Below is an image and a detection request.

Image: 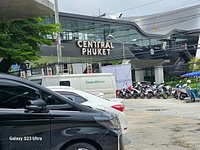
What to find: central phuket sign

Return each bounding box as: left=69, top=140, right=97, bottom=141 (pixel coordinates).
left=77, top=40, right=114, bottom=56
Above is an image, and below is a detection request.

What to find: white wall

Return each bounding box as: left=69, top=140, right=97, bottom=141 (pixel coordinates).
left=72, top=63, right=86, bottom=74
left=154, top=66, right=164, bottom=84
left=102, top=64, right=132, bottom=89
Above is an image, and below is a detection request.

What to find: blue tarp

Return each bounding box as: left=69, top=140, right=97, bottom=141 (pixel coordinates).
left=181, top=71, right=200, bottom=77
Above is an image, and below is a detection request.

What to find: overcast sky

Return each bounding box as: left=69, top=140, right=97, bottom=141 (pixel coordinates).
left=49, top=0, right=200, bottom=17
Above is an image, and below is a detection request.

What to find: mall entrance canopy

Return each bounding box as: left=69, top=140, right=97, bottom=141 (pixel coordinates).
left=0, top=0, right=54, bottom=21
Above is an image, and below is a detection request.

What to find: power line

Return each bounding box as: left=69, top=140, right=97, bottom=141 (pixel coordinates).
left=133, top=14, right=200, bottom=33
left=112, top=0, right=200, bottom=18
left=113, top=0, right=164, bottom=14
left=132, top=1, right=200, bottom=22
left=151, top=0, right=200, bottom=17
left=125, top=8, right=200, bottom=33
left=152, top=13, right=200, bottom=30
left=134, top=11, right=200, bottom=27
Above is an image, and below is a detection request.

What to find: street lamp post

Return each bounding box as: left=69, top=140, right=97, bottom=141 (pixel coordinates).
left=107, top=34, right=131, bottom=60
left=54, top=0, right=62, bottom=74
left=122, top=42, right=125, bottom=59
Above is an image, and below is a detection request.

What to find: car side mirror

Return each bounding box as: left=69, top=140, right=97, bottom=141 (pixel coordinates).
left=25, top=99, right=48, bottom=113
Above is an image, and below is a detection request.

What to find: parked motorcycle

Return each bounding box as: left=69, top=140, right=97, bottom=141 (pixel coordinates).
left=143, top=85, right=154, bottom=99
left=179, top=80, right=192, bottom=100
left=172, top=88, right=179, bottom=99
left=117, top=88, right=126, bottom=98
left=179, top=88, right=189, bottom=100
left=126, top=85, right=145, bottom=99
left=125, top=86, right=133, bottom=99
left=172, top=83, right=182, bottom=99
left=155, top=83, right=169, bottom=99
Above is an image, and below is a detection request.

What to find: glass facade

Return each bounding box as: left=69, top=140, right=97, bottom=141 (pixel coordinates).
left=42, top=12, right=199, bottom=75
left=58, top=17, right=163, bottom=48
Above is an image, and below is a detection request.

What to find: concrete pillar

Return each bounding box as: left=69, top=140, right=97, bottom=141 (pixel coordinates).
left=67, top=64, right=73, bottom=74
left=135, top=68, right=144, bottom=82
left=41, top=67, right=45, bottom=75
left=154, top=66, right=164, bottom=84
left=98, top=62, right=102, bottom=73
left=55, top=64, right=60, bottom=75
left=195, top=34, right=200, bottom=58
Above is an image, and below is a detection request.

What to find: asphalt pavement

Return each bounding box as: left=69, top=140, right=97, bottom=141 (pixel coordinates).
left=123, top=98, right=200, bottom=150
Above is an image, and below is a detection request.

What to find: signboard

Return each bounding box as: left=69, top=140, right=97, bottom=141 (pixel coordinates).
left=102, top=64, right=132, bottom=89
left=76, top=40, right=114, bottom=56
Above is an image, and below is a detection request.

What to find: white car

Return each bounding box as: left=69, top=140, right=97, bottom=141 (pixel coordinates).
left=47, top=86, right=128, bottom=134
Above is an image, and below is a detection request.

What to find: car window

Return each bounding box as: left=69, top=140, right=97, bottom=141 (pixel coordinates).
left=41, top=91, right=66, bottom=105
left=60, top=81, right=70, bottom=86
left=30, top=79, right=42, bottom=85
left=66, top=94, right=76, bottom=102
left=56, top=91, right=87, bottom=103
left=0, top=82, right=39, bottom=109
left=75, top=96, right=87, bottom=103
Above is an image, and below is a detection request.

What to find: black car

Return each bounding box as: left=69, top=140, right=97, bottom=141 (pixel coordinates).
left=0, top=74, right=124, bottom=150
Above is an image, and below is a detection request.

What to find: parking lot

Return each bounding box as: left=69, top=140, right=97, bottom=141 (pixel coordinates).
left=123, top=98, right=200, bottom=150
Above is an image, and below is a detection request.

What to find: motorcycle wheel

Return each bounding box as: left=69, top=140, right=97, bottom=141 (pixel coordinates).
left=125, top=93, right=131, bottom=99
left=179, top=93, right=185, bottom=100
left=191, top=96, right=195, bottom=103
left=174, top=93, right=178, bottom=99
left=162, top=93, right=168, bottom=99
left=147, top=93, right=153, bottom=99
left=117, top=93, right=121, bottom=98
left=140, top=93, right=145, bottom=99
left=118, top=93, right=123, bottom=98
left=156, top=93, right=161, bottom=99
left=133, top=94, right=138, bottom=99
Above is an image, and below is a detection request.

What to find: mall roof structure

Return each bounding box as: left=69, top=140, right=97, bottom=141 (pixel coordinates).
left=0, top=0, right=54, bottom=21
left=122, top=4, right=200, bottom=35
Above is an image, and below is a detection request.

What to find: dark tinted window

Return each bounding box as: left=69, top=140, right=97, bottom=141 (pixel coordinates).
left=60, top=81, right=70, bottom=86
left=30, top=79, right=42, bottom=85
left=41, top=91, right=66, bottom=105
left=75, top=96, right=87, bottom=103
left=56, top=91, right=87, bottom=103
left=0, top=83, right=39, bottom=109
left=65, top=94, right=76, bottom=102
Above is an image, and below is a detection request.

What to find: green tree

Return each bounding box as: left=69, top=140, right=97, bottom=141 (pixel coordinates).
left=0, top=17, right=60, bottom=73
left=188, top=57, right=200, bottom=72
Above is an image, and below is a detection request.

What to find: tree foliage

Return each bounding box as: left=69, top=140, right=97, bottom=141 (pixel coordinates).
left=188, top=57, right=200, bottom=72
left=0, top=17, right=60, bottom=72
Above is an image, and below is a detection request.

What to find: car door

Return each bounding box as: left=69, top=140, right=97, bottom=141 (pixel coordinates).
left=38, top=90, right=98, bottom=150
left=0, top=79, right=50, bottom=150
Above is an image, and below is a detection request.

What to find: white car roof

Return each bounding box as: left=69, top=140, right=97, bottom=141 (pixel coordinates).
left=47, top=86, right=121, bottom=105
left=47, top=86, right=75, bottom=90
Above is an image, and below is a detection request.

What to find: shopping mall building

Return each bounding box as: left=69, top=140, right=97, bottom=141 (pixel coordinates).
left=40, top=4, right=200, bottom=83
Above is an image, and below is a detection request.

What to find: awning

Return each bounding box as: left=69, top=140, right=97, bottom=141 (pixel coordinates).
left=0, top=0, right=54, bottom=21
left=181, top=71, right=200, bottom=77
